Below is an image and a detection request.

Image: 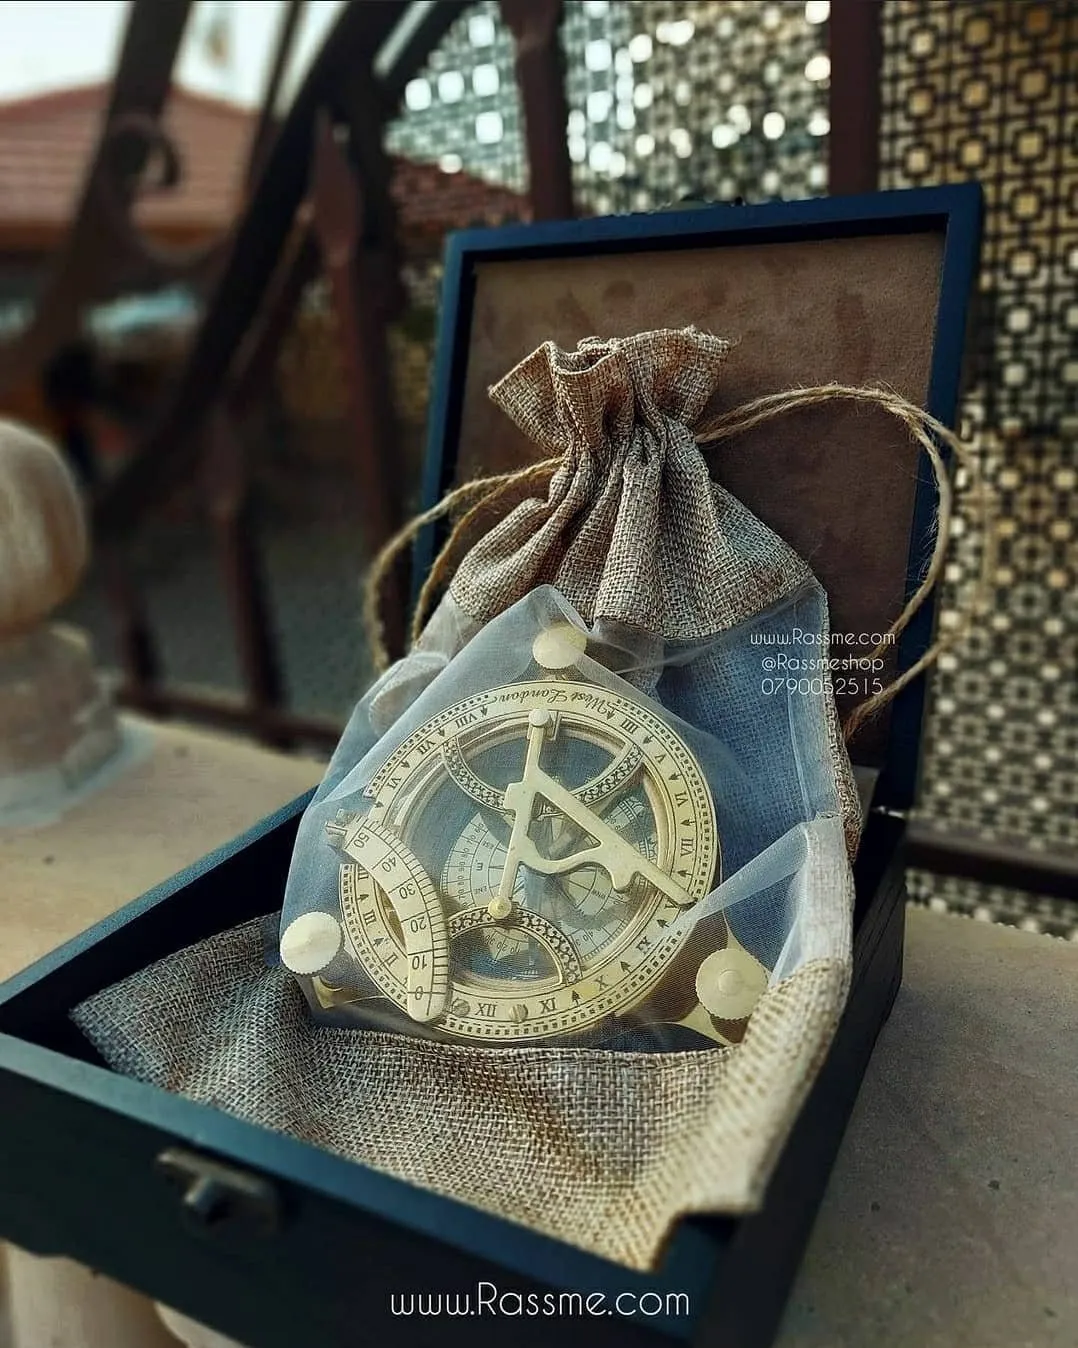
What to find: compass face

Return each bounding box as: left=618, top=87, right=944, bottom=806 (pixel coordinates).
left=293, top=663, right=720, bottom=1043
left=440, top=792, right=658, bottom=974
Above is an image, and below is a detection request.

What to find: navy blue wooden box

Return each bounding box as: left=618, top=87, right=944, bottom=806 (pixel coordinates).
left=0, top=185, right=981, bottom=1348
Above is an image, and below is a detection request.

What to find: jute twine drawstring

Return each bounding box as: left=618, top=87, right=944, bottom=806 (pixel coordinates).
left=696, top=383, right=996, bottom=739
left=363, top=383, right=995, bottom=743
left=362, top=457, right=560, bottom=667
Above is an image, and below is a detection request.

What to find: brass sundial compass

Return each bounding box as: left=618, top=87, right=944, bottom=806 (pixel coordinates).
left=281, top=625, right=768, bottom=1045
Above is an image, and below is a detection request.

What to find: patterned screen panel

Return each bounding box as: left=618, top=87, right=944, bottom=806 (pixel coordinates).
left=561, top=0, right=831, bottom=214
left=880, top=0, right=1077, bottom=931
left=380, top=3, right=532, bottom=504
left=384, top=0, right=527, bottom=199
left=907, top=869, right=1077, bottom=939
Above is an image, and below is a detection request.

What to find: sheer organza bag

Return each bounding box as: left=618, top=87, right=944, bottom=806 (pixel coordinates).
left=279, top=580, right=852, bottom=1052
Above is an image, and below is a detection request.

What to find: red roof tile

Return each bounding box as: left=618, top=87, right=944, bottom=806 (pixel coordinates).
left=0, top=84, right=252, bottom=240
left=390, top=157, right=529, bottom=241
left=0, top=82, right=528, bottom=249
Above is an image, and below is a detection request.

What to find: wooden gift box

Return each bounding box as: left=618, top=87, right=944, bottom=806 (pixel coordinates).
left=0, top=185, right=982, bottom=1348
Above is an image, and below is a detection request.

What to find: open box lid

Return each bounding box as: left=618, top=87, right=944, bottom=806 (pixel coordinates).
left=416, top=184, right=983, bottom=816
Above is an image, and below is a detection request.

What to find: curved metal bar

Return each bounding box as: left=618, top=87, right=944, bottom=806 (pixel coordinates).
left=500, top=0, right=574, bottom=221
left=0, top=0, right=193, bottom=396
left=96, top=0, right=463, bottom=535
left=94, top=112, right=226, bottom=279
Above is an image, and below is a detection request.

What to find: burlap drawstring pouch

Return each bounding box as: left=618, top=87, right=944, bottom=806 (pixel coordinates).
left=72, top=328, right=990, bottom=1271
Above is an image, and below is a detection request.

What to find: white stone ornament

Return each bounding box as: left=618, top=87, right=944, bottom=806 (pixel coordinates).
left=0, top=418, right=88, bottom=634
left=0, top=419, right=120, bottom=820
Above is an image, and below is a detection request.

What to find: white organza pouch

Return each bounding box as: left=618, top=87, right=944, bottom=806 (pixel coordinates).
left=280, top=582, right=852, bottom=1054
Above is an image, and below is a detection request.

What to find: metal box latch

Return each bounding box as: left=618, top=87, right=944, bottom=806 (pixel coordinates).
left=156, top=1146, right=282, bottom=1235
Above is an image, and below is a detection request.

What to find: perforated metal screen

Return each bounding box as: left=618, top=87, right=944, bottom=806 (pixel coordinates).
left=879, top=1, right=1076, bottom=931
left=562, top=0, right=830, bottom=212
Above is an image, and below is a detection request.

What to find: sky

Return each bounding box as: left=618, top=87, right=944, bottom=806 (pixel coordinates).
left=0, top=1, right=345, bottom=108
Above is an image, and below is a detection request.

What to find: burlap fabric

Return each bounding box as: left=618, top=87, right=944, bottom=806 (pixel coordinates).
left=453, top=330, right=808, bottom=640
left=73, top=328, right=858, bottom=1271
left=73, top=906, right=850, bottom=1270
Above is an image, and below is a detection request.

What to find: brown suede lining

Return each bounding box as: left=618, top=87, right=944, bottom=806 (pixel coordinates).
left=451, top=230, right=945, bottom=763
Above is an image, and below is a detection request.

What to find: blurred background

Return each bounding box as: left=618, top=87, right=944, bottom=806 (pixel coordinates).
left=0, top=0, right=1073, bottom=931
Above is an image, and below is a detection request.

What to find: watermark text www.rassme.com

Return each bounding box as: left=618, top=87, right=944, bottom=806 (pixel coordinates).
left=390, top=1282, right=690, bottom=1319
left=749, top=627, right=896, bottom=647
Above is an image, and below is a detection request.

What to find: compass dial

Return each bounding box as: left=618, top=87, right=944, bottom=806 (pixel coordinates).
left=314, top=675, right=720, bottom=1043
left=440, top=793, right=659, bottom=974
left=441, top=813, right=527, bottom=969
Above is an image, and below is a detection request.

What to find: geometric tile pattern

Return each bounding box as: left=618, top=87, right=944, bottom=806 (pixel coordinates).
left=384, top=0, right=527, bottom=194
left=381, top=3, right=530, bottom=494
left=907, top=870, right=1078, bottom=942
left=382, top=1, right=832, bottom=217
left=880, top=1, right=1077, bottom=871
left=562, top=0, right=831, bottom=213
left=376, top=0, right=833, bottom=480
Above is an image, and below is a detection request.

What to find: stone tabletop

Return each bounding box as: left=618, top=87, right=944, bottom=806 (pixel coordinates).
left=0, top=716, right=323, bottom=1348
left=782, top=905, right=1078, bottom=1348
left=0, top=717, right=322, bottom=983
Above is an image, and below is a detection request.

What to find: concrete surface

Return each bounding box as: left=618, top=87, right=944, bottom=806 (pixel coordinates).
left=781, top=906, right=1078, bottom=1348
left=0, top=715, right=322, bottom=982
